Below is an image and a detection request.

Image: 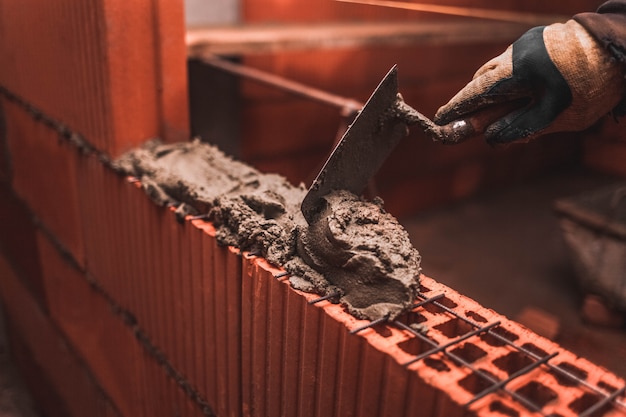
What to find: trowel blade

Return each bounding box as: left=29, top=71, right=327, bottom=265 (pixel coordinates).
left=301, top=65, right=411, bottom=224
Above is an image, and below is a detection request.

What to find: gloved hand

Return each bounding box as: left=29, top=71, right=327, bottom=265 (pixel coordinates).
left=434, top=20, right=625, bottom=145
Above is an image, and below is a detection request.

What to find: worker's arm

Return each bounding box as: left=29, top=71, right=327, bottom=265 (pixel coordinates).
left=434, top=2, right=626, bottom=145
left=575, top=1, right=626, bottom=59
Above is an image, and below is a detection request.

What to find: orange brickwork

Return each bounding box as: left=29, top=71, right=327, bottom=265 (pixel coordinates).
left=0, top=0, right=188, bottom=156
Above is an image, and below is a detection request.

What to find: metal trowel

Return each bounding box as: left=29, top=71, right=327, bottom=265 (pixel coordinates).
left=301, top=65, right=412, bottom=223
left=300, top=65, right=519, bottom=224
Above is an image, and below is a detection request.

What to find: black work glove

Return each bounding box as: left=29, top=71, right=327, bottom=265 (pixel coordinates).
left=434, top=20, right=625, bottom=145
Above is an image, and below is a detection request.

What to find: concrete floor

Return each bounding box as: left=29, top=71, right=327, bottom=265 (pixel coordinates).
left=401, top=168, right=626, bottom=378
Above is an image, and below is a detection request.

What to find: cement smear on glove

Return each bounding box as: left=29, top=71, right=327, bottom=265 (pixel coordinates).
left=113, top=139, right=421, bottom=320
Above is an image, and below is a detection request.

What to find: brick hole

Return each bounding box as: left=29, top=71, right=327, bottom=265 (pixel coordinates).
left=422, top=296, right=457, bottom=313
left=465, top=310, right=488, bottom=323
left=424, top=357, right=450, bottom=372
left=458, top=368, right=499, bottom=395
left=515, top=381, right=558, bottom=408
left=489, top=400, right=520, bottom=417
left=492, top=351, right=534, bottom=376
left=569, top=392, right=611, bottom=417
left=433, top=317, right=474, bottom=338
left=480, top=326, right=519, bottom=347
left=397, top=334, right=437, bottom=356
left=550, top=361, right=588, bottom=387
left=397, top=310, right=428, bottom=326
left=420, top=285, right=431, bottom=293
left=521, top=342, right=548, bottom=358
left=423, top=302, right=444, bottom=314
left=438, top=296, right=458, bottom=308
left=597, top=381, right=617, bottom=393
left=373, top=326, right=392, bottom=338
left=449, top=342, right=487, bottom=365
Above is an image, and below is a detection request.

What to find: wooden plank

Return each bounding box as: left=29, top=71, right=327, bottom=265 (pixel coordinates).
left=187, top=20, right=532, bottom=56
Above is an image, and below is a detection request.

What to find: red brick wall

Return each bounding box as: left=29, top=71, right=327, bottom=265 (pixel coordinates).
left=0, top=0, right=189, bottom=157
left=0, top=0, right=624, bottom=415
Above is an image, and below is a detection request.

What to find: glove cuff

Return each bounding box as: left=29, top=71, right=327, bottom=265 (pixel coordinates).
left=544, top=20, right=625, bottom=129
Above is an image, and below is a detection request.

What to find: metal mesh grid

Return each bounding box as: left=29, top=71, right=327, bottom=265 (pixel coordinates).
left=306, top=285, right=626, bottom=417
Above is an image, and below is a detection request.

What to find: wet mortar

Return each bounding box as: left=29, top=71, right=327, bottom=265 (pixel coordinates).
left=113, top=139, right=421, bottom=321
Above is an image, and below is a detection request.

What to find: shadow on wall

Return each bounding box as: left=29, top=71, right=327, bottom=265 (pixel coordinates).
left=188, top=59, right=242, bottom=158
left=0, top=304, right=39, bottom=417
left=0, top=100, right=10, bottom=181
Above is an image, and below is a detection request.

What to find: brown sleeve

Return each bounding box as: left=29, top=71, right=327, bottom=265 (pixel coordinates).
left=574, top=1, right=626, bottom=114
left=574, top=1, right=626, bottom=64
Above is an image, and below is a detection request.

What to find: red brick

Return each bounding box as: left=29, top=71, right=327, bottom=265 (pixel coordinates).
left=200, top=223, right=220, bottom=407
left=28, top=209, right=225, bottom=417
left=4, top=100, right=85, bottom=264
left=166, top=211, right=184, bottom=379
left=226, top=247, right=244, bottom=417
left=250, top=256, right=270, bottom=416
left=0, top=0, right=188, bottom=156
left=178, top=218, right=196, bottom=390
left=78, top=154, right=134, bottom=306
left=151, top=0, right=190, bottom=144
left=335, top=318, right=365, bottom=416
left=281, top=278, right=307, bottom=416
left=241, top=248, right=255, bottom=416
left=189, top=223, right=210, bottom=399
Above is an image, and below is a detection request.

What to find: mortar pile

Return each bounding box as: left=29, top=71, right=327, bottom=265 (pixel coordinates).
left=114, top=139, right=421, bottom=320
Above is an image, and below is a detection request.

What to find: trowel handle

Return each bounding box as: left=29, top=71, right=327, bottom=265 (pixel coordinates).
left=431, top=101, right=524, bottom=144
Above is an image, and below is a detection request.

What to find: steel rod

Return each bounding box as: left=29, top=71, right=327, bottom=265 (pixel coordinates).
left=579, top=386, right=626, bottom=417
left=411, top=293, right=445, bottom=309
left=394, top=320, right=547, bottom=415
left=308, top=291, right=341, bottom=305
left=402, top=321, right=500, bottom=366
left=465, top=352, right=559, bottom=407
left=350, top=314, right=390, bottom=334
left=414, top=293, right=626, bottom=410
left=196, top=54, right=363, bottom=114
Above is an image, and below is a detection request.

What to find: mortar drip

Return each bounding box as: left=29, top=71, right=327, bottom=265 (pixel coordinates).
left=113, top=139, right=421, bottom=321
